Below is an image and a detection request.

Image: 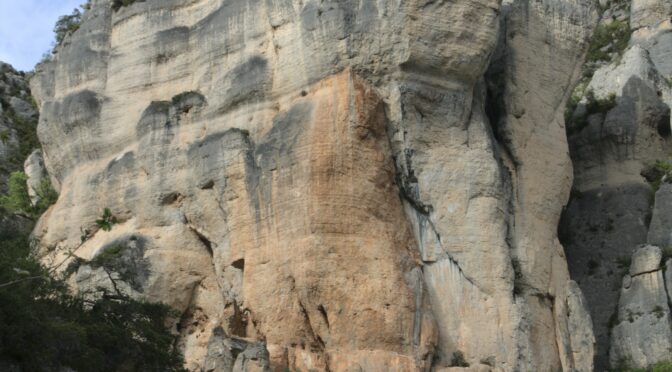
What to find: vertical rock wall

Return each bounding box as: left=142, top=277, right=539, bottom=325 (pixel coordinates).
left=562, top=0, right=672, bottom=369
left=30, top=0, right=597, bottom=370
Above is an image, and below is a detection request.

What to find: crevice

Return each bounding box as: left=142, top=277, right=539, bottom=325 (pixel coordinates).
left=229, top=300, right=248, bottom=338
left=298, top=300, right=325, bottom=352
left=317, top=304, right=329, bottom=329
left=186, top=222, right=214, bottom=257
left=160, top=191, right=183, bottom=205
left=630, top=267, right=663, bottom=278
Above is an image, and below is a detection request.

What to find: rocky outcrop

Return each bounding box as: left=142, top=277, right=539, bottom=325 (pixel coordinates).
left=23, top=149, right=47, bottom=206
left=0, top=62, right=38, bottom=192
left=610, top=245, right=672, bottom=369
left=561, top=0, right=672, bottom=368
left=31, top=0, right=597, bottom=370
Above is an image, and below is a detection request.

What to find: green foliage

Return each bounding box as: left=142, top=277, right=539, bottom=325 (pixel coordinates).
left=566, top=90, right=617, bottom=135
left=587, top=20, right=631, bottom=63
left=585, top=91, right=617, bottom=115
left=0, top=172, right=58, bottom=218
left=34, top=177, right=58, bottom=214
left=54, top=8, right=82, bottom=45
left=612, top=360, right=672, bottom=372
left=112, top=0, right=142, bottom=11
left=653, top=361, right=672, bottom=372
left=642, top=160, right=672, bottom=191
left=0, top=229, right=185, bottom=371
left=0, top=172, right=31, bottom=215
left=95, top=208, right=118, bottom=232
left=3, top=109, right=40, bottom=168
left=0, top=130, right=9, bottom=144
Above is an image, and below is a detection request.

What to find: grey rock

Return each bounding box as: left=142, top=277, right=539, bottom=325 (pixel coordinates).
left=560, top=183, right=654, bottom=369
left=29, top=0, right=597, bottom=370
left=629, top=245, right=662, bottom=275
left=648, top=183, right=672, bottom=248
left=566, top=281, right=596, bottom=372
left=23, top=149, right=47, bottom=205
left=9, top=96, right=35, bottom=120
left=610, top=257, right=672, bottom=369
left=631, top=0, right=672, bottom=29
left=665, top=259, right=672, bottom=304
left=204, top=327, right=270, bottom=372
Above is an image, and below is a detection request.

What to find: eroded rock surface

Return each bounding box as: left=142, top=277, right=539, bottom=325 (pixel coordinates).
left=31, top=0, right=596, bottom=370
left=562, top=0, right=672, bottom=368
left=610, top=245, right=672, bottom=369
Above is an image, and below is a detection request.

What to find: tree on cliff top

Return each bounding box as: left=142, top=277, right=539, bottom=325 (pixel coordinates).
left=54, top=8, right=82, bottom=45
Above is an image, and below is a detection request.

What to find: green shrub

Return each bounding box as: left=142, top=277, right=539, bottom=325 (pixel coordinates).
left=566, top=90, right=617, bottom=135
left=95, top=208, right=118, bottom=232
left=0, top=231, right=185, bottom=371
left=54, top=8, right=82, bottom=45
left=0, top=172, right=58, bottom=218
left=653, top=361, right=672, bottom=372
left=0, top=172, right=31, bottom=215
left=643, top=160, right=672, bottom=191
left=587, top=20, right=631, bottom=63
left=34, top=177, right=58, bottom=214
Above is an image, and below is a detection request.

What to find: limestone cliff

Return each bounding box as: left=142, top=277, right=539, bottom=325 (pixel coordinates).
left=30, top=0, right=599, bottom=370
left=561, top=0, right=672, bottom=369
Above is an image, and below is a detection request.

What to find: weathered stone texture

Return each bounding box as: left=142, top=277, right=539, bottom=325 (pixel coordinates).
left=31, top=0, right=597, bottom=370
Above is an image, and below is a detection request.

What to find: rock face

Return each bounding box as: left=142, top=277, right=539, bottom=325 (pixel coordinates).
left=610, top=245, right=672, bottom=369
left=561, top=0, right=672, bottom=369
left=30, top=0, right=597, bottom=370
left=23, top=149, right=47, bottom=205
left=0, top=62, right=38, bottom=192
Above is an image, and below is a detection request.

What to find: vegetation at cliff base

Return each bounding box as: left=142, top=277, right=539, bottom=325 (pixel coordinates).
left=0, top=228, right=185, bottom=371
left=0, top=171, right=57, bottom=218
left=0, top=176, right=185, bottom=370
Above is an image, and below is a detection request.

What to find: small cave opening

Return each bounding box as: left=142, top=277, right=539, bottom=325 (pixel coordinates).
left=232, top=258, right=245, bottom=271
left=656, top=112, right=671, bottom=138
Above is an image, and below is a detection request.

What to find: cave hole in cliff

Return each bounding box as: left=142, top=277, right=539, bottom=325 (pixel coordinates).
left=656, top=112, right=671, bottom=138
left=229, top=301, right=248, bottom=337
left=232, top=258, right=245, bottom=271
left=200, top=180, right=215, bottom=189
left=160, top=192, right=183, bottom=205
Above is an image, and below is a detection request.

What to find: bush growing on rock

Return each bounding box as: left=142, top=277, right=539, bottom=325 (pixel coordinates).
left=54, top=8, right=82, bottom=45
left=587, top=20, right=631, bottom=63
left=0, top=172, right=31, bottom=215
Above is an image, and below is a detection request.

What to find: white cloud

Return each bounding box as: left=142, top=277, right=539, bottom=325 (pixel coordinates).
left=0, top=0, right=85, bottom=71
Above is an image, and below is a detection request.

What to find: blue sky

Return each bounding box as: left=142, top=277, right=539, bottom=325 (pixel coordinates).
left=0, top=0, right=84, bottom=71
